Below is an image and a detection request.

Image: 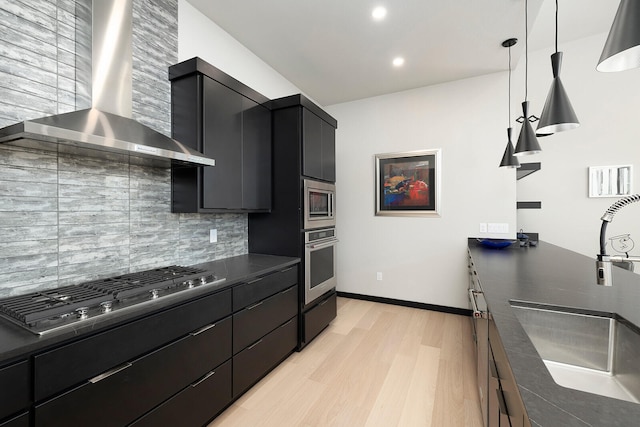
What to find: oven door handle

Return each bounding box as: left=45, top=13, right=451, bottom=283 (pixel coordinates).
left=307, top=239, right=339, bottom=250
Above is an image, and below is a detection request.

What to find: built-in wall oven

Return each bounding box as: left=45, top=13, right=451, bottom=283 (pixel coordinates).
left=303, top=179, right=335, bottom=230
left=304, top=228, right=338, bottom=305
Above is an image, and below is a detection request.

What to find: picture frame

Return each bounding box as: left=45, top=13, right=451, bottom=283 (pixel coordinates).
left=588, top=165, right=633, bottom=198
left=375, top=149, right=441, bottom=217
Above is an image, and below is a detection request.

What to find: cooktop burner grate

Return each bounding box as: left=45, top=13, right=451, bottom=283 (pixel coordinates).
left=0, top=285, right=113, bottom=324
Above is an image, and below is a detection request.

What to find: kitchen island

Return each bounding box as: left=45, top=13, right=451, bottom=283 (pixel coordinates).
left=468, top=239, right=640, bottom=426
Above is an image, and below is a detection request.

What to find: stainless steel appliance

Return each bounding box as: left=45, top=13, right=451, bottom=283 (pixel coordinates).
left=303, top=179, right=336, bottom=230
left=304, top=228, right=338, bottom=305
left=0, top=266, right=225, bottom=335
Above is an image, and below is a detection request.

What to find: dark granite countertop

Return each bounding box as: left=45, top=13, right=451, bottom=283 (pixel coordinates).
left=468, top=239, right=640, bottom=426
left=0, top=254, right=299, bottom=366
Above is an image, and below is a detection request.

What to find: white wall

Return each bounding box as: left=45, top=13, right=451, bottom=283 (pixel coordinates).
left=178, top=0, right=302, bottom=100
left=326, top=73, right=516, bottom=309
left=517, top=33, right=640, bottom=259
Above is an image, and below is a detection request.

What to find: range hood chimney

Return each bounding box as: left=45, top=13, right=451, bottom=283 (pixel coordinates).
left=0, top=0, right=215, bottom=167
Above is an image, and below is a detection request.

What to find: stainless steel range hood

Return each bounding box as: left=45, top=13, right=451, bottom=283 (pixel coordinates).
left=0, top=0, right=215, bottom=167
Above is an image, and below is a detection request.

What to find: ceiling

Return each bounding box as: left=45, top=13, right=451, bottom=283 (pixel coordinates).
left=186, top=0, right=619, bottom=106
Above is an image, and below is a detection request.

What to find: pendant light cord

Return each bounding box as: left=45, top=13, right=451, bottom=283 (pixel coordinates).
left=525, top=0, right=529, bottom=102
left=555, top=0, right=558, bottom=54
left=508, top=45, right=512, bottom=126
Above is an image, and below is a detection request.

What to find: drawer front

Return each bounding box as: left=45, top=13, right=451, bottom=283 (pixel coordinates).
left=130, top=359, right=232, bottom=427
left=303, top=292, right=336, bottom=345
left=233, top=316, right=297, bottom=397
left=233, top=285, right=298, bottom=353
left=0, top=360, right=29, bottom=422
left=233, top=266, right=297, bottom=311
left=34, top=289, right=231, bottom=401
left=0, top=412, right=29, bottom=427
left=34, top=316, right=232, bottom=427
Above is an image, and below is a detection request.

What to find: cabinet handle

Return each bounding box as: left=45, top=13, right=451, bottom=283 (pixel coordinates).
left=281, top=319, right=295, bottom=328
left=281, top=267, right=294, bottom=273
left=247, top=277, right=263, bottom=285
left=246, top=301, right=264, bottom=311
left=89, top=362, right=132, bottom=384
left=246, top=339, right=263, bottom=350
left=281, top=287, right=295, bottom=295
left=496, top=388, right=509, bottom=416
left=490, top=361, right=501, bottom=380
left=190, top=323, right=216, bottom=336
left=318, top=297, right=331, bottom=307
left=191, top=370, right=215, bottom=388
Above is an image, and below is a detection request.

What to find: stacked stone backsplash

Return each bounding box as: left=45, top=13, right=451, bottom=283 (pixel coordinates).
left=0, top=0, right=248, bottom=297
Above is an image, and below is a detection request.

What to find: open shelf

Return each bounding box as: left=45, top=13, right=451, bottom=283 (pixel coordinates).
left=517, top=162, right=541, bottom=180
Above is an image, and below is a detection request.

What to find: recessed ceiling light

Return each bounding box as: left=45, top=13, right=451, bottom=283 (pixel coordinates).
left=372, top=6, right=387, bottom=21
left=392, top=57, right=405, bottom=67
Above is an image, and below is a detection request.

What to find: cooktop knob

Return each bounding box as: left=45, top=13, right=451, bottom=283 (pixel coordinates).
left=186, top=280, right=195, bottom=289
left=100, top=301, right=113, bottom=313
left=76, top=307, right=89, bottom=319
left=199, top=276, right=207, bottom=285
left=150, top=289, right=160, bottom=299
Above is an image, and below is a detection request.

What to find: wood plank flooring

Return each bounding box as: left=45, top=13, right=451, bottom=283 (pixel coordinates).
left=208, top=297, right=483, bottom=427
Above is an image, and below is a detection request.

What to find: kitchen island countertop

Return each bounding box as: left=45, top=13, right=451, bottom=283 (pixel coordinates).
left=469, top=238, right=640, bottom=426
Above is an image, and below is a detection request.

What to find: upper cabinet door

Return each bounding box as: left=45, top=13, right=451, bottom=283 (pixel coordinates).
left=302, top=108, right=336, bottom=182
left=242, top=97, right=271, bottom=210
left=321, top=120, right=336, bottom=182
left=202, top=77, right=244, bottom=210
left=302, top=108, right=323, bottom=180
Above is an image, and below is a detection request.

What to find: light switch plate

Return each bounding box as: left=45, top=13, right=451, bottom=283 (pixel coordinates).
left=479, top=223, right=488, bottom=233
left=210, top=229, right=217, bottom=243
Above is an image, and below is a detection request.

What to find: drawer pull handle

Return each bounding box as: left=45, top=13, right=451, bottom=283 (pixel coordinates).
left=190, top=323, right=216, bottom=336
left=281, top=319, right=294, bottom=328
left=281, top=267, right=294, bottom=272
left=89, top=362, right=132, bottom=384
left=247, top=277, right=263, bottom=285
left=319, top=298, right=330, bottom=307
left=281, top=287, right=295, bottom=295
left=191, top=370, right=216, bottom=388
left=247, top=301, right=264, bottom=311
left=247, top=339, right=263, bottom=350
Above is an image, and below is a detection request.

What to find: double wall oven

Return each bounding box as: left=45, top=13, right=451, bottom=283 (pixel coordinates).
left=302, top=179, right=337, bottom=307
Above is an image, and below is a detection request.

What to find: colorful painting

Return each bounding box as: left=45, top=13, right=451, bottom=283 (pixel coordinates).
left=375, top=149, right=441, bottom=217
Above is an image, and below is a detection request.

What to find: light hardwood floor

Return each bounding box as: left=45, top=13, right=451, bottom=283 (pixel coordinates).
left=208, top=297, right=483, bottom=427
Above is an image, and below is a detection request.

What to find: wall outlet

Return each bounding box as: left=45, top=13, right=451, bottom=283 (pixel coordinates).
left=376, top=272, right=383, bottom=281
left=479, top=223, right=488, bottom=233
left=209, top=229, right=217, bottom=243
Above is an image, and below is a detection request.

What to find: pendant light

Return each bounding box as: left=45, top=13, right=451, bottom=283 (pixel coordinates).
left=514, top=0, right=542, bottom=156
left=536, top=0, right=579, bottom=135
left=499, top=38, right=520, bottom=169
left=597, top=0, right=640, bottom=72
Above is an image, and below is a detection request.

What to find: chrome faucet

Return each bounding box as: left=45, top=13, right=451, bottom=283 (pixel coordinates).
left=596, top=194, right=640, bottom=286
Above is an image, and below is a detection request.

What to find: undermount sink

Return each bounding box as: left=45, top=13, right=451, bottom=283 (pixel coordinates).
left=510, top=301, right=640, bottom=404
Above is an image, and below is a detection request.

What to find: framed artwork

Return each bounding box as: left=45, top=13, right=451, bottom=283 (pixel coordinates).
left=588, top=165, right=633, bottom=198
left=375, top=149, right=441, bottom=217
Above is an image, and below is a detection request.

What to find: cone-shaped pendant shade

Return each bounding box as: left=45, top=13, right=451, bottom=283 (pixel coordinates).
left=499, top=127, right=520, bottom=168
left=597, top=0, right=640, bottom=72
left=537, top=52, right=579, bottom=135
left=514, top=101, right=541, bottom=156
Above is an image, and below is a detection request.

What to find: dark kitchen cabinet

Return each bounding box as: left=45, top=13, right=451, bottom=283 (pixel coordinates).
left=233, top=318, right=297, bottom=397
left=0, top=360, right=29, bottom=424
left=129, top=360, right=232, bottom=427
left=170, top=57, right=271, bottom=213
left=34, top=316, right=232, bottom=427
left=302, top=291, right=337, bottom=345
left=302, top=108, right=336, bottom=182
left=33, top=289, right=232, bottom=401
left=231, top=266, right=299, bottom=398
left=269, top=94, right=337, bottom=184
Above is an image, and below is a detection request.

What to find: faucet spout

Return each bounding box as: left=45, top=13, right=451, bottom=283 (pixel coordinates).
left=596, top=194, right=640, bottom=286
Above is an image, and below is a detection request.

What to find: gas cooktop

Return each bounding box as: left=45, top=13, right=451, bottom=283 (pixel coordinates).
left=0, top=266, right=225, bottom=335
